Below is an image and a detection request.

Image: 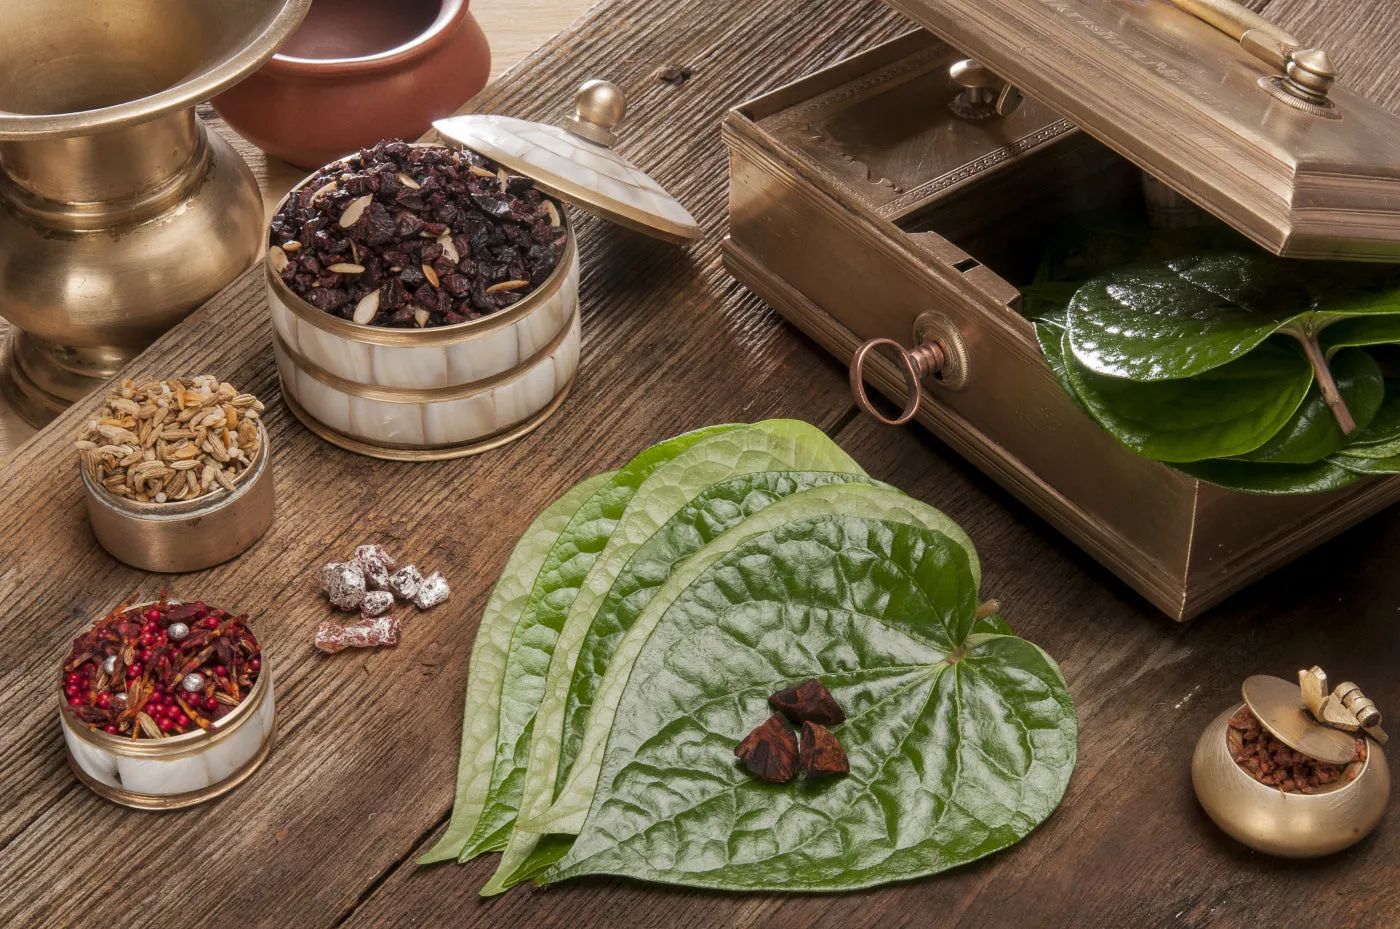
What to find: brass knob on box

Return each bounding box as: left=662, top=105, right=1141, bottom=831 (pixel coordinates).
left=849, top=312, right=969, bottom=426
left=948, top=59, right=1023, bottom=120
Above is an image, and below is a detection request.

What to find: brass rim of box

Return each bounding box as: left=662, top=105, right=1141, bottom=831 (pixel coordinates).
left=65, top=712, right=279, bottom=810
left=274, top=306, right=578, bottom=404
left=268, top=145, right=575, bottom=347
left=79, top=419, right=270, bottom=517
left=59, top=602, right=271, bottom=757
left=279, top=371, right=575, bottom=461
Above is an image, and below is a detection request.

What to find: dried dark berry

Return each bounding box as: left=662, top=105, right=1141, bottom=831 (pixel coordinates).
left=734, top=714, right=799, bottom=784
left=269, top=139, right=566, bottom=328
left=769, top=678, right=846, bottom=726
left=799, top=721, right=850, bottom=779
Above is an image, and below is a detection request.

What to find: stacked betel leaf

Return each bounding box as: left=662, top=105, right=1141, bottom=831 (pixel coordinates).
left=1021, top=215, right=1400, bottom=495
left=420, top=420, right=1077, bottom=893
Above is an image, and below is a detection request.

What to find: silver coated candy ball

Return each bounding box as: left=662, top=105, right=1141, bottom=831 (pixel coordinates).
left=167, top=621, right=190, bottom=642
left=181, top=672, right=206, bottom=693
left=102, top=655, right=118, bottom=676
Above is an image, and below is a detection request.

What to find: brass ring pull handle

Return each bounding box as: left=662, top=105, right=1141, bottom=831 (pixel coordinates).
left=849, top=312, right=970, bottom=426
left=1165, top=0, right=1337, bottom=114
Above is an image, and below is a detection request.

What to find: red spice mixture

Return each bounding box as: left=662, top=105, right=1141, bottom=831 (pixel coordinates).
left=269, top=140, right=567, bottom=328
left=1227, top=706, right=1366, bottom=793
left=61, top=599, right=262, bottom=739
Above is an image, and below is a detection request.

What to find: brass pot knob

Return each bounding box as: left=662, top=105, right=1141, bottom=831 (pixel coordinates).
left=949, top=59, right=1023, bottom=120
left=849, top=312, right=969, bottom=426
left=565, top=80, right=627, bottom=148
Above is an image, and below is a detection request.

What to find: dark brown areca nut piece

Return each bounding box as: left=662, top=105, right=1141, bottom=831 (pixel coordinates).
left=734, top=713, right=799, bottom=784
left=799, top=721, right=850, bottom=779
left=769, top=678, right=846, bottom=725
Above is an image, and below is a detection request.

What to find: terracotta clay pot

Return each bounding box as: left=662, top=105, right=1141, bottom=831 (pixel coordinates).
left=212, top=0, right=490, bottom=168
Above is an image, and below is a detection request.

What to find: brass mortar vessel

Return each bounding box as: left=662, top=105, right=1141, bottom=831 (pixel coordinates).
left=0, top=0, right=311, bottom=427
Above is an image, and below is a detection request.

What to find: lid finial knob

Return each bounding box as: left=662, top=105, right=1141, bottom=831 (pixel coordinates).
left=566, top=80, right=627, bottom=148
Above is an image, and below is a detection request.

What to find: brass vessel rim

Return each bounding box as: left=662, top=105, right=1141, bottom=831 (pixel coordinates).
left=268, top=143, right=575, bottom=347
left=280, top=371, right=575, bottom=461
left=0, top=1, right=312, bottom=141
left=269, top=0, right=465, bottom=72
left=1221, top=701, right=1372, bottom=797
left=273, top=307, right=578, bottom=403
left=79, top=420, right=270, bottom=518
left=59, top=602, right=271, bottom=757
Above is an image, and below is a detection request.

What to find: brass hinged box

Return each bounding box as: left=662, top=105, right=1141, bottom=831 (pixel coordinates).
left=721, top=4, right=1400, bottom=620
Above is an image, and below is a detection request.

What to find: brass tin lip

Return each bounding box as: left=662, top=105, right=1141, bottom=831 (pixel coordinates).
left=0, top=0, right=313, bottom=141
left=267, top=143, right=575, bottom=347
left=58, top=601, right=271, bottom=758
left=80, top=419, right=270, bottom=518
left=280, top=372, right=575, bottom=461
left=273, top=306, right=578, bottom=403
left=1219, top=703, right=1371, bottom=797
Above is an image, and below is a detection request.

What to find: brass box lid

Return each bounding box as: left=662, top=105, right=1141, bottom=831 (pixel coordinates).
left=881, top=0, right=1400, bottom=260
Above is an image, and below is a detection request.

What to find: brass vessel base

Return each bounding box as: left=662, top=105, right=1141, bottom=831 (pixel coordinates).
left=65, top=713, right=278, bottom=811
left=279, top=375, right=575, bottom=461
left=0, top=334, right=87, bottom=428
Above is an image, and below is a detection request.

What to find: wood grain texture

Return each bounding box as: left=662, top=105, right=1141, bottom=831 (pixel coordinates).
left=3, top=0, right=1400, bottom=927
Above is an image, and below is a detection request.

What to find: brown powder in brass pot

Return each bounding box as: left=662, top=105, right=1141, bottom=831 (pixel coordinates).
left=1227, top=706, right=1366, bottom=794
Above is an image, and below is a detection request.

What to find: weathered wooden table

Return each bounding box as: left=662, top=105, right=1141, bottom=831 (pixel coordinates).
left=3, top=1, right=1399, bottom=926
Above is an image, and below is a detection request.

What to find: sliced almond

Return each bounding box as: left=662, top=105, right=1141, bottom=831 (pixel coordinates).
left=438, top=234, right=460, bottom=264
left=310, top=180, right=338, bottom=202
left=497, top=167, right=510, bottom=192
left=353, top=289, right=381, bottom=325
left=414, top=308, right=432, bottom=328
left=281, top=240, right=301, bottom=253
left=266, top=243, right=291, bottom=272
left=338, top=194, right=373, bottom=228
left=543, top=200, right=561, bottom=227
left=421, top=264, right=440, bottom=288
left=468, top=164, right=496, bottom=179
left=328, top=263, right=365, bottom=274
left=397, top=172, right=422, bottom=190
left=485, top=279, right=531, bottom=293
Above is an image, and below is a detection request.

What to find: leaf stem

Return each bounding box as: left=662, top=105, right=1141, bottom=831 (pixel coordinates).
left=1295, top=331, right=1356, bottom=435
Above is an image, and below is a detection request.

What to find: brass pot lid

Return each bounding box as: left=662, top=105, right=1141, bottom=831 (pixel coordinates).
left=882, top=0, right=1400, bottom=260
left=1242, top=674, right=1357, bottom=765
left=433, top=81, right=700, bottom=245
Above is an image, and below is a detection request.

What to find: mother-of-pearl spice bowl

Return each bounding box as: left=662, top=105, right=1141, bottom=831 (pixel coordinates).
left=60, top=608, right=277, bottom=810
left=266, top=159, right=580, bottom=461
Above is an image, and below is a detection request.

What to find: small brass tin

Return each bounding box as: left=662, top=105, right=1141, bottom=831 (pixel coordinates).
left=81, top=421, right=275, bottom=573
left=1192, top=675, right=1390, bottom=857
left=58, top=604, right=278, bottom=810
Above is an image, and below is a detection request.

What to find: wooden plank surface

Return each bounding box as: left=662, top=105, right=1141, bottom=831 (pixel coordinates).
left=4, top=0, right=1400, bottom=927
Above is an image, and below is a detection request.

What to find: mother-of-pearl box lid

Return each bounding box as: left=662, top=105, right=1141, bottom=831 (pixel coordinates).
left=433, top=80, right=700, bottom=245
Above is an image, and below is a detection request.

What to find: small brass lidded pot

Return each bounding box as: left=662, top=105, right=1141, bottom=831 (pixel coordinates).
left=1193, top=668, right=1390, bottom=857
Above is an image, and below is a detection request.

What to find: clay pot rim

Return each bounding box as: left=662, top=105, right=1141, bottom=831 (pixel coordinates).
left=267, top=0, right=468, bottom=77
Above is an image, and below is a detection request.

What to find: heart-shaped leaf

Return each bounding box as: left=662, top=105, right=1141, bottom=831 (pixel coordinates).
left=542, top=516, right=1075, bottom=892
left=1227, top=349, right=1383, bottom=464
left=1173, top=458, right=1361, bottom=495
left=1063, top=331, right=1313, bottom=462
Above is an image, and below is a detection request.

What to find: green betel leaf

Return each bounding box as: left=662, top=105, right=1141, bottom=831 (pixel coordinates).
left=419, top=471, right=616, bottom=865
left=1173, top=458, right=1361, bottom=495
left=1065, top=253, right=1316, bottom=381
left=484, top=473, right=888, bottom=895
left=483, top=429, right=870, bottom=893
left=1227, top=349, right=1383, bottom=465
left=526, top=486, right=983, bottom=839
left=456, top=424, right=738, bottom=860
left=1063, top=331, right=1314, bottom=463
left=542, top=516, right=1075, bottom=892
left=1336, top=381, right=1400, bottom=460
left=1332, top=453, right=1400, bottom=475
